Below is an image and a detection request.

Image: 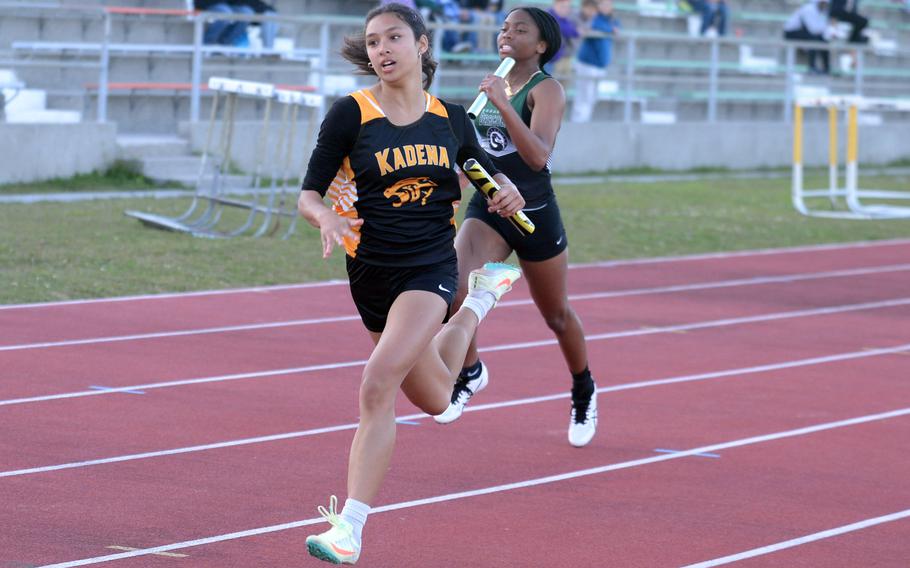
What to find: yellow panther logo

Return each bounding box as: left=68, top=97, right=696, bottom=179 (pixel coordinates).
left=383, top=177, right=437, bottom=207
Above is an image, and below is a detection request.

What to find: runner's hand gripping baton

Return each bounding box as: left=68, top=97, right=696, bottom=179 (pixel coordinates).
left=467, top=57, right=515, bottom=120
left=462, top=158, right=535, bottom=236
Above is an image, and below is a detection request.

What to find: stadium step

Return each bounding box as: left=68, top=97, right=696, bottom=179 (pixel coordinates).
left=164, top=173, right=257, bottom=189
left=3, top=109, right=82, bottom=123
left=1, top=69, right=83, bottom=123
left=116, top=135, right=190, bottom=160
left=131, top=153, right=254, bottom=188
left=140, top=156, right=204, bottom=179
left=115, top=138, right=251, bottom=188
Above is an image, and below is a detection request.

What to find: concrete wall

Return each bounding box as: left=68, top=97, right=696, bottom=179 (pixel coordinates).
left=185, top=120, right=910, bottom=176
left=552, top=122, right=910, bottom=173
left=0, top=123, right=118, bottom=184
left=183, top=120, right=318, bottom=176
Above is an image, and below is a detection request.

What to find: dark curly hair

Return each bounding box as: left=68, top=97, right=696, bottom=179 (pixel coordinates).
left=341, top=3, right=438, bottom=89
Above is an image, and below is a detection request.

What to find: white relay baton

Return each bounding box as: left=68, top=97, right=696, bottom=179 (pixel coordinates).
left=467, top=57, right=515, bottom=120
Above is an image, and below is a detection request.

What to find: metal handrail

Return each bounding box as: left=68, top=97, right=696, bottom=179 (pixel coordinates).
left=2, top=4, right=908, bottom=126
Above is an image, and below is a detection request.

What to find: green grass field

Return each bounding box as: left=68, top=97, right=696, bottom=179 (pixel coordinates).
left=0, top=161, right=184, bottom=195
left=1, top=172, right=908, bottom=305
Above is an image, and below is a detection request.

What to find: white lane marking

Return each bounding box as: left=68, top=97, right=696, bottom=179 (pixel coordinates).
left=0, top=280, right=349, bottom=311
left=3, top=297, right=909, bottom=407
left=5, top=238, right=910, bottom=311
left=681, top=509, right=910, bottom=567
left=33, top=407, right=910, bottom=567
left=481, top=297, right=910, bottom=354
left=0, top=315, right=361, bottom=352
left=4, top=263, right=909, bottom=352
left=4, top=342, right=908, bottom=479
left=569, top=238, right=910, bottom=270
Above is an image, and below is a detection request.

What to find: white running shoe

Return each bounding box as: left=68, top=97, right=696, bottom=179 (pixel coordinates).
left=434, top=361, right=489, bottom=424
left=306, top=496, right=361, bottom=565
left=468, top=262, right=521, bottom=304
left=568, top=384, right=598, bottom=448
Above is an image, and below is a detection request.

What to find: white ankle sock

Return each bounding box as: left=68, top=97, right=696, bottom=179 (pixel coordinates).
left=341, top=498, right=371, bottom=546
left=461, top=290, right=497, bottom=323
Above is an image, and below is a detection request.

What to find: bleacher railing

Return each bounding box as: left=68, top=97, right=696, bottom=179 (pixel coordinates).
left=2, top=2, right=909, bottom=126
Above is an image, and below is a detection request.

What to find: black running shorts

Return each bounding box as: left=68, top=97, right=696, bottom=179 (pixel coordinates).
left=345, top=256, right=459, bottom=333
left=464, top=191, right=568, bottom=262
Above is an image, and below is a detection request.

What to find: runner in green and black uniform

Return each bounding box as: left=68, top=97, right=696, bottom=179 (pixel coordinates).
left=434, top=7, right=601, bottom=449
left=470, top=65, right=566, bottom=261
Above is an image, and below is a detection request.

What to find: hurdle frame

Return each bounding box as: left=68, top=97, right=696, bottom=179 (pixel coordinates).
left=125, top=77, right=322, bottom=238
left=218, top=88, right=322, bottom=239
left=792, top=95, right=910, bottom=220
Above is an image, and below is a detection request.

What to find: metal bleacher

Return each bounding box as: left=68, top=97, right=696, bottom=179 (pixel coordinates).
left=1, top=0, right=908, bottom=131
left=508, top=0, right=910, bottom=122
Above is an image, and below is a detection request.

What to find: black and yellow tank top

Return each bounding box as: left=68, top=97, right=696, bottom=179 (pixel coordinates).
left=473, top=71, right=555, bottom=208
left=302, top=89, right=498, bottom=267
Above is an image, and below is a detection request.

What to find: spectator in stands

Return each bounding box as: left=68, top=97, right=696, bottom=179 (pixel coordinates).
left=426, top=0, right=477, bottom=52
left=194, top=0, right=278, bottom=50
left=571, top=0, right=620, bottom=122
left=418, top=0, right=501, bottom=53
left=459, top=0, right=505, bottom=52
left=829, top=0, right=869, bottom=43
left=460, top=0, right=503, bottom=14
left=547, top=0, right=581, bottom=75
left=692, top=0, right=728, bottom=36
left=784, top=0, right=833, bottom=74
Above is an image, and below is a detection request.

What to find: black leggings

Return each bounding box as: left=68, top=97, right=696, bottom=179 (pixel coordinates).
left=830, top=9, right=869, bottom=44
left=784, top=27, right=829, bottom=73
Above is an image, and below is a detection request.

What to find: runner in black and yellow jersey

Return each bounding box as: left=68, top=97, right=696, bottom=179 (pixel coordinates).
left=434, top=7, right=601, bottom=449
left=296, top=4, right=525, bottom=565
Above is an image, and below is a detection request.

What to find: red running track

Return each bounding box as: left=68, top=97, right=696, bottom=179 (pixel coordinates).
left=1, top=240, right=909, bottom=567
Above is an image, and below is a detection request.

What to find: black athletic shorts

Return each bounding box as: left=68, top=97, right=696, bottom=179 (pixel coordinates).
left=464, top=191, right=568, bottom=262
left=346, top=256, right=459, bottom=333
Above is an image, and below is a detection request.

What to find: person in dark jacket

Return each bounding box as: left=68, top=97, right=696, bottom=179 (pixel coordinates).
left=829, top=0, right=868, bottom=43
left=194, top=0, right=277, bottom=49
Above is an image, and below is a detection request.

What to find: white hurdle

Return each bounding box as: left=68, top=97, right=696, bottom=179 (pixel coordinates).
left=268, top=88, right=323, bottom=239
left=792, top=95, right=910, bottom=220
left=125, top=77, right=323, bottom=238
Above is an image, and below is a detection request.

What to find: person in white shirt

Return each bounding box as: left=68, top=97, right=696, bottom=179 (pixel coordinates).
left=783, top=0, right=833, bottom=74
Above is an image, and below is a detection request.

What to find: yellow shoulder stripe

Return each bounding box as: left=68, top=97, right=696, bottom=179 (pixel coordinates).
left=350, top=89, right=384, bottom=125
left=426, top=93, right=448, bottom=118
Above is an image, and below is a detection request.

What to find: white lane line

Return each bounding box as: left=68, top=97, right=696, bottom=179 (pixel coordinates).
left=0, top=280, right=349, bottom=311
left=0, top=315, right=362, bottom=352
left=0, top=359, right=369, bottom=407
left=5, top=238, right=910, bottom=311
left=4, top=342, right=908, bottom=479
left=555, top=263, right=910, bottom=303
left=681, top=509, right=910, bottom=567
left=33, top=407, right=910, bottom=567
left=4, top=263, right=909, bottom=352
left=570, top=238, right=910, bottom=270
left=3, top=296, right=909, bottom=407
left=481, top=297, right=910, bottom=354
